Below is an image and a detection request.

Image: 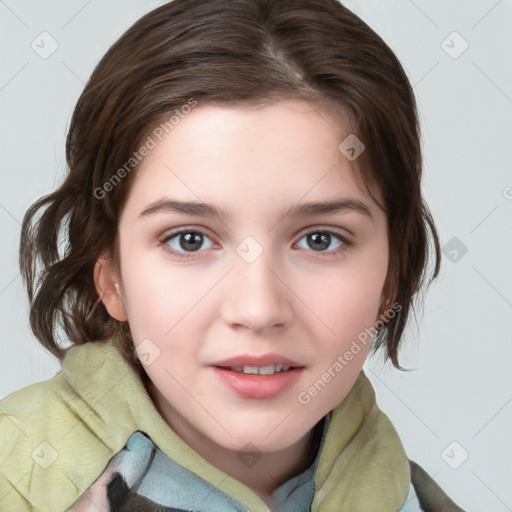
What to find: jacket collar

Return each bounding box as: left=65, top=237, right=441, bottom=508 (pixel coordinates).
left=62, top=338, right=410, bottom=511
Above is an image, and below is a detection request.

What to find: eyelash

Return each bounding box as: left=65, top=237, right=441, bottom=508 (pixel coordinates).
left=159, top=228, right=351, bottom=261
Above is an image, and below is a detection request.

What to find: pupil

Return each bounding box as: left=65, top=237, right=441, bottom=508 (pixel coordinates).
left=181, top=232, right=202, bottom=251
left=310, top=233, right=329, bottom=251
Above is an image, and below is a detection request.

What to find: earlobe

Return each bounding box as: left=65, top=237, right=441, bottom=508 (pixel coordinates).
left=93, top=254, right=128, bottom=322
left=378, top=273, right=397, bottom=321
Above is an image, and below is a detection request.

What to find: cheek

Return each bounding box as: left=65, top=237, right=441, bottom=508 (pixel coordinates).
left=298, top=258, right=387, bottom=339
left=296, top=273, right=381, bottom=413
left=117, top=241, right=176, bottom=338
left=118, top=244, right=220, bottom=351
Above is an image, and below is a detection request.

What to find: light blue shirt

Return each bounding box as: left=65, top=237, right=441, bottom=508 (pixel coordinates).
left=97, top=413, right=423, bottom=511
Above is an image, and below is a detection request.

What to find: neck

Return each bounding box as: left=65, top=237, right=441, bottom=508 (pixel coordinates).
left=211, top=429, right=316, bottom=508
left=147, top=380, right=322, bottom=506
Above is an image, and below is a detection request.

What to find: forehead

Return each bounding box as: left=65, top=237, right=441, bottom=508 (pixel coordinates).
left=123, top=99, right=382, bottom=220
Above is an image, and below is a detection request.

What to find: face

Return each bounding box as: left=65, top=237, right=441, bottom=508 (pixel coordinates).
left=101, top=99, right=389, bottom=455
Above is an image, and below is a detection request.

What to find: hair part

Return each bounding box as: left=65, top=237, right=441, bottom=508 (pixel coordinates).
left=20, top=0, right=440, bottom=372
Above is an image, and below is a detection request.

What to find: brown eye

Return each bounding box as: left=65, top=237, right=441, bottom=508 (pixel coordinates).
left=176, top=232, right=204, bottom=252
left=296, top=231, right=347, bottom=254
left=161, top=229, right=215, bottom=259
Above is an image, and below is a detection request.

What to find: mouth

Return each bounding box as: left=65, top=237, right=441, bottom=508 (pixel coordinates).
left=211, top=353, right=303, bottom=370
left=215, top=364, right=294, bottom=375
left=210, top=354, right=305, bottom=399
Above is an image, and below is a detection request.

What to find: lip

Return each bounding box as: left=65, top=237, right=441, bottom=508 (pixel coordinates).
left=209, top=353, right=305, bottom=400
left=210, top=353, right=303, bottom=368
left=212, top=367, right=303, bottom=399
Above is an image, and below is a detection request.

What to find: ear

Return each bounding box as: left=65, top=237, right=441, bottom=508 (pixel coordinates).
left=94, top=253, right=128, bottom=322
left=378, top=270, right=397, bottom=320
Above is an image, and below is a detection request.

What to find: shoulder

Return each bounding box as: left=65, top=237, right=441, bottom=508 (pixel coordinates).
left=0, top=372, right=70, bottom=455
left=408, top=459, right=466, bottom=512
left=0, top=370, right=85, bottom=452
left=0, top=341, right=152, bottom=510
left=1, top=370, right=67, bottom=420
left=0, top=369, right=118, bottom=510
left=0, top=374, right=69, bottom=510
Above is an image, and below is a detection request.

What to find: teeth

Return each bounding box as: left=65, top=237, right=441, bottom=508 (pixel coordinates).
left=226, top=365, right=291, bottom=375
left=258, top=365, right=275, bottom=375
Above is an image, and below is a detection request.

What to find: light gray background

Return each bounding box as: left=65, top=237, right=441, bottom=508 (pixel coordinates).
left=1, top=1, right=511, bottom=510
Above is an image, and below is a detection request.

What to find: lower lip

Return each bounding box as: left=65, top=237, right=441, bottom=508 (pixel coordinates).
left=212, top=367, right=303, bottom=399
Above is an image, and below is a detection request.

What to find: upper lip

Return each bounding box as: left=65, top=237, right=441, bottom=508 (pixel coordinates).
left=211, top=354, right=304, bottom=368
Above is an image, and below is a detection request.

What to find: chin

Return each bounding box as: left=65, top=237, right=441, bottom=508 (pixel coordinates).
left=204, top=416, right=313, bottom=453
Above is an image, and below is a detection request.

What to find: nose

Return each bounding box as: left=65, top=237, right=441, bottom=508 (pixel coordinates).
left=221, top=248, right=293, bottom=334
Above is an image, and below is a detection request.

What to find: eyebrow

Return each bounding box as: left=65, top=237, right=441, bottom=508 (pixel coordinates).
left=138, top=197, right=373, bottom=221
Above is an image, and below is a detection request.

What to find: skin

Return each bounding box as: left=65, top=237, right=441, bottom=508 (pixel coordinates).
left=95, top=99, right=389, bottom=508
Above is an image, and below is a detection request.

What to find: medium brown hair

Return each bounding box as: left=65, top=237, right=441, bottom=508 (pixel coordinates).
left=20, top=0, right=440, bottom=371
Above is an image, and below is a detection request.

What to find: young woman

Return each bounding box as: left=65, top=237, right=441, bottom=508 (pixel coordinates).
left=0, top=1, right=465, bottom=510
